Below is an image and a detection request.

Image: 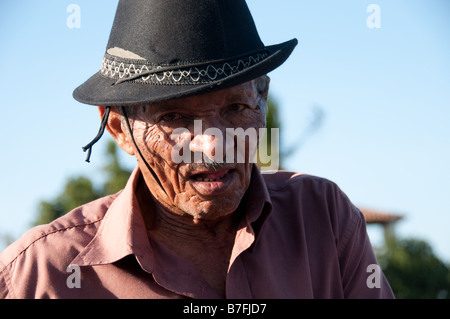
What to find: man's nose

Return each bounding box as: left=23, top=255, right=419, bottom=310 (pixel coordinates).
left=189, top=127, right=225, bottom=162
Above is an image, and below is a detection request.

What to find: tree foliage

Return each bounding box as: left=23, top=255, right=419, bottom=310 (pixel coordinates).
left=32, top=141, right=132, bottom=226
left=256, top=97, right=284, bottom=170
left=376, top=237, right=450, bottom=299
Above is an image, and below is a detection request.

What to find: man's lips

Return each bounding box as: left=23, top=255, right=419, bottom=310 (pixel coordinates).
left=191, top=169, right=229, bottom=182
left=188, top=169, right=235, bottom=195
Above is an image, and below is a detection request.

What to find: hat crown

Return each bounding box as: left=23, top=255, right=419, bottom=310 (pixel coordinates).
left=73, top=0, right=297, bottom=107
left=106, top=0, right=264, bottom=64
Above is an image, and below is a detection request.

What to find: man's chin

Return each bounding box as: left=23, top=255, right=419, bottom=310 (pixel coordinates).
left=180, top=197, right=242, bottom=222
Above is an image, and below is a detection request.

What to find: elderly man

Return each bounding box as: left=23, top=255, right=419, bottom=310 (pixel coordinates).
left=0, top=0, right=393, bottom=299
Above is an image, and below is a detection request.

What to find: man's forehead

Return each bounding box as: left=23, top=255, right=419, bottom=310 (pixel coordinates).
left=145, top=81, right=258, bottom=111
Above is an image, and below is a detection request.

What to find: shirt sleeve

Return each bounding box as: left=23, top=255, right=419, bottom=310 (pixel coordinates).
left=0, top=267, right=13, bottom=299
left=336, top=201, right=394, bottom=298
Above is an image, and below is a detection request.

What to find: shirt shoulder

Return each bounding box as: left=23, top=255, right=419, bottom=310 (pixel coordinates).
left=0, top=194, right=117, bottom=298
left=0, top=194, right=116, bottom=266
left=261, top=170, right=363, bottom=254
left=262, top=171, right=343, bottom=199
left=259, top=171, right=394, bottom=298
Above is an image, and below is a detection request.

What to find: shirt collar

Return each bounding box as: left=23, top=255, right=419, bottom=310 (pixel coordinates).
left=242, top=165, right=272, bottom=228
left=71, top=164, right=272, bottom=270
left=230, top=165, right=273, bottom=256
left=71, top=167, right=154, bottom=271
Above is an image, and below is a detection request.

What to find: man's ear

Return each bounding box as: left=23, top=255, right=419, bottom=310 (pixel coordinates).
left=98, top=106, right=135, bottom=155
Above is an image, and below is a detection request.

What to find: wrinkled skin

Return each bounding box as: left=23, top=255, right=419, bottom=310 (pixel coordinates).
left=103, top=79, right=268, bottom=223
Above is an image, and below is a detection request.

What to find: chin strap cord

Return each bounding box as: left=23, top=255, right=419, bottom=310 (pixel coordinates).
left=81, top=105, right=166, bottom=195
left=121, top=106, right=167, bottom=195
left=82, top=106, right=111, bottom=163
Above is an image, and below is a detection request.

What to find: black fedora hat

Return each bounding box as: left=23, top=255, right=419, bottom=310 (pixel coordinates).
left=73, top=0, right=298, bottom=107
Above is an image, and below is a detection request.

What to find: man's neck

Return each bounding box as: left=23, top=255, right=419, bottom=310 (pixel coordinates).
left=136, top=176, right=241, bottom=249
left=152, top=206, right=238, bottom=252
left=136, top=179, right=241, bottom=297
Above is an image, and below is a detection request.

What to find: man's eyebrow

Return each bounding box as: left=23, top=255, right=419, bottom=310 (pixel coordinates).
left=226, top=94, right=258, bottom=108
left=226, top=89, right=257, bottom=101
left=146, top=102, right=184, bottom=113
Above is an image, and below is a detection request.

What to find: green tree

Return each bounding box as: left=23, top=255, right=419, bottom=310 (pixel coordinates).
left=32, top=141, right=132, bottom=226
left=377, top=237, right=450, bottom=299
left=101, top=140, right=133, bottom=195
left=33, top=176, right=101, bottom=226
left=257, top=97, right=324, bottom=171
left=257, top=96, right=284, bottom=170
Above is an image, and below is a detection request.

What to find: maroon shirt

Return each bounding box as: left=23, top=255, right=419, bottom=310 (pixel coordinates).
left=0, top=166, right=394, bottom=298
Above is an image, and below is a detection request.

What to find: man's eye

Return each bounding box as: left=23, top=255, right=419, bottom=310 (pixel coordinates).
left=161, top=112, right=182, bottom=122
left=228, top=103, right=246, bottom=113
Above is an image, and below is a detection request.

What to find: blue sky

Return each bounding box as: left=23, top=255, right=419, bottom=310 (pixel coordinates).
left=1, top=1, right=449, bottom=262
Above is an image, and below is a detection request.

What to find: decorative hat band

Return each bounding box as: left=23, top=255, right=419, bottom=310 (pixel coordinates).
left=100, top=50, right=270, bottom=86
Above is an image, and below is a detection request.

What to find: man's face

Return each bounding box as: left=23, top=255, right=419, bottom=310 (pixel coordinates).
left=115, top=80, right=267, bottom=221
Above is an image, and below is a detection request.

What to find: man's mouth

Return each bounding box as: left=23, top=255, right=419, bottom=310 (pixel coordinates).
left=188, top=169, right=235, bottom=195
left=191, top=170, right=229, bottom=182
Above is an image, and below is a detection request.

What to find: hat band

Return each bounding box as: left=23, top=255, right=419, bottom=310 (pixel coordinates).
left=100, top=51, right=270, bottom=85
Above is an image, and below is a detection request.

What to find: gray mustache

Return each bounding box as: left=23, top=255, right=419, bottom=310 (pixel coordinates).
left=188, top=157, right=228, bottom=171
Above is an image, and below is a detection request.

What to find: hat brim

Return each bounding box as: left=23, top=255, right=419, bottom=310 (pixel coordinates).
left=73, top=38, right=298, bottom=107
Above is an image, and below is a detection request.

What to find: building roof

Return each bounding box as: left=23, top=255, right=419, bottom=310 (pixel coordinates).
left=359, top=208, right=403, bottom=225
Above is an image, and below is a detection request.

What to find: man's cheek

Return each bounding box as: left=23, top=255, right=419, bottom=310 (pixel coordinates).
left=138, top=129, right=177, bottom=163
left=170, top=128, right=192, bottom=165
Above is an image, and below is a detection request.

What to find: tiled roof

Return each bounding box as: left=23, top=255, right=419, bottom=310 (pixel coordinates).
left=359, top=208, right=403, bottom=225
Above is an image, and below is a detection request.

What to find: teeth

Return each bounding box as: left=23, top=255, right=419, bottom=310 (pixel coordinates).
left=194, top=173, right=227, bottom=182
